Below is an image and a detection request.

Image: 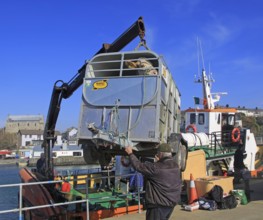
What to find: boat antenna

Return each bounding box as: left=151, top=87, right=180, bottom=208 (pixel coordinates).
left=199, top=40, right=205, bottom=71
left=196, top=37, right=207, bottom=78
left=196, top=37, right=200, bottom=77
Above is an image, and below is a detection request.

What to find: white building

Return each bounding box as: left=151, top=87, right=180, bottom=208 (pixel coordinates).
left=68, top=127, right=78, bottom=138
left=32, top=145, right=83, bottom=158
left=67, top=127, right=78, bottom=145
left=17, top=130, right=62, bottom=148
left=236, top=108, right=263, bottom=117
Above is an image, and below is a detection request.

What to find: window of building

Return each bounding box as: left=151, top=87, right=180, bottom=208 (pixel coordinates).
left=73, top=152, right=82, bottom=157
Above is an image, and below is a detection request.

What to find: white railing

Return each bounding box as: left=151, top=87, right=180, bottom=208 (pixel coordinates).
left=0, top=173, right=144, bottom=220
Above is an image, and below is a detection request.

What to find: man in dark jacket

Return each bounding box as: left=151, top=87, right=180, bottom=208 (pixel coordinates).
left=125, top=143, right=181, bottom=220
left=36, top=153, right=46, bottom=175
left=233, top=140, right=247, bottom=184
left=233, top=140, right=251, bottom=201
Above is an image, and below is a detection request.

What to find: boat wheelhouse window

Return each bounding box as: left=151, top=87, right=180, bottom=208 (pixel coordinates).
left=190, top=113, right=196, bottom=124
left=198, top=113, right=205, bottom=125
left=222, top=116, right=227, bottom=125
left=73, top=152, right=82, bottom=157
left=222, top=114, right=235, bottom=126
left=228, top=115, right=235, bottom=126
left=217, top=114, right=221, bottom=124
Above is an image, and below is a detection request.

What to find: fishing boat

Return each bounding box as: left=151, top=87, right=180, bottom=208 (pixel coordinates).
left=0, top=150, right=14, bottom=159
left=181, top=43, right=258, bottom=174
left=19, top=158, right=143, bottom=220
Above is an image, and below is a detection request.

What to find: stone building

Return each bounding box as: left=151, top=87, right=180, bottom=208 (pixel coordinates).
left=5, top=115, right=44, bottom=133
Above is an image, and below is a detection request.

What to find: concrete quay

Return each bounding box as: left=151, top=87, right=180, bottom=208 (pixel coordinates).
left=109, top=178, right=263, bottom=220
left=0, top=158, right=17, bottom=165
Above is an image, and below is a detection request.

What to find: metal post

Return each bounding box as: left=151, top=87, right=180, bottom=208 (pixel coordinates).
left=126, top=176, right=129, bottom=214
left=19, top=184, right=23, bottom=220
left=86, top=177, right=89, bottom=220
left=137, top=173, right=141, bottom=214
left=49, top=139, right=54, bottom=178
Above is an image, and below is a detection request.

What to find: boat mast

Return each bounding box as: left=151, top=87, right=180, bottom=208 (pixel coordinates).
left=195, top=38, right=226, bottom=110
left=201, top=69, right=215, bottom=109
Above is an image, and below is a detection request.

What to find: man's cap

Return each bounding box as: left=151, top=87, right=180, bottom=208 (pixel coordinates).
left=158, top=143, right=171, bottom=153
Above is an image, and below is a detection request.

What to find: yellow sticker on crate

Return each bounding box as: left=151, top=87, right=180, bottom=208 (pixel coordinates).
left=93, top=80, right=108, bottom=90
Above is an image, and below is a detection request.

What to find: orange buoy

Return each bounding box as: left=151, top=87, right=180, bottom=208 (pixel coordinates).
left=61, top=181, right=71, bottom=193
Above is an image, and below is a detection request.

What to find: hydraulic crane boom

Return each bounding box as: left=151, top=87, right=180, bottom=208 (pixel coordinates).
left=42, top=17, right=145, bottom=179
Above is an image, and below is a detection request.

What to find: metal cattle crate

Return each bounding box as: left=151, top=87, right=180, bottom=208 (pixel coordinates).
left=78, top=50, right=181, bottom=158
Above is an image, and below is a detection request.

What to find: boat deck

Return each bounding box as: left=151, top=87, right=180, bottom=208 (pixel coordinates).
left=110, top=178, right=263, bottom=220
left=189, top=146, right=235, bottom=160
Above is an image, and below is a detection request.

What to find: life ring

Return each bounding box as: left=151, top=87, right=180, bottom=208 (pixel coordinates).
left=121, top=156, right=131, bottom=167
left=231, top=127, right=240, bottom=143
left=186, top=124, right=197, bottom=133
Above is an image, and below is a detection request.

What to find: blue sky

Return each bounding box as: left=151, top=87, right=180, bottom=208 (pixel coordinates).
left=1, top=0, right=263, bottom=131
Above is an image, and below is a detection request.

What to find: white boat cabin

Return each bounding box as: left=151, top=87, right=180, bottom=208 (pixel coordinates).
left=184, top=108, right=237, bottom=135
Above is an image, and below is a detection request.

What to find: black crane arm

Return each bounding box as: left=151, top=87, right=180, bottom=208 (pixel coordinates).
left=61, top=16, right=145, bottom=99
left=42, top=17, right=145, bottom=178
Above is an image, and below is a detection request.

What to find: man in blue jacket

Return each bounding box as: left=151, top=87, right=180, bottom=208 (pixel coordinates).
left=125, top=143, right=181, bottom=220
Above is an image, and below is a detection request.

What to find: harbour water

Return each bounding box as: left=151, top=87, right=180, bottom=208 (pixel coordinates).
left=0, top=164, right=20, bottom=220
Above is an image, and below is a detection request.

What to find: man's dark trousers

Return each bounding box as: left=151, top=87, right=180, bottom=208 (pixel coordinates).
left=146, top=206, right=175, bottom=220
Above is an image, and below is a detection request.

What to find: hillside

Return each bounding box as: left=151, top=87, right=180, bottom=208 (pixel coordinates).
left=237, top=114, right=263, bottom=137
